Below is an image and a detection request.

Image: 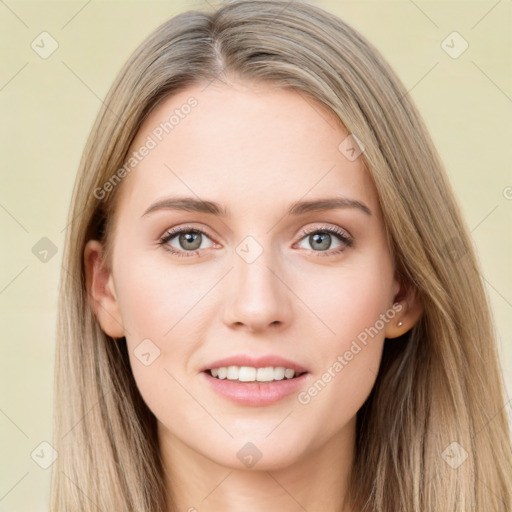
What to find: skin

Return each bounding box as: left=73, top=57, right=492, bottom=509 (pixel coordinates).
left=85, top=80, right=422, bottom=512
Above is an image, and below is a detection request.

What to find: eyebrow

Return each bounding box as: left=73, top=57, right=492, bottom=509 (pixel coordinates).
left=141, top=195, right=372, bottom=217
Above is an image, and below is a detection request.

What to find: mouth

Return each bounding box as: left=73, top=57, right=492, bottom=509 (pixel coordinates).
left=204, top=365, right=308, bottom=383
left=199, top=355, right=310, bottom=406
left=201, top=365, right=311, bottom=406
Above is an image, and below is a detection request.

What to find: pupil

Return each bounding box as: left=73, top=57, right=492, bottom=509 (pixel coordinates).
left=180, top=232, right=201, bottom=250
left=311, top=232, right=330, bottom=251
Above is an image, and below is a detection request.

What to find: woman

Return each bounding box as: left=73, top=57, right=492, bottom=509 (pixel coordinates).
left=50, top=1, right=512, bottom=510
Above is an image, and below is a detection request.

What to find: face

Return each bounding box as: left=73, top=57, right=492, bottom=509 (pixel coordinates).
left=86, top=80, right=408, bottom=471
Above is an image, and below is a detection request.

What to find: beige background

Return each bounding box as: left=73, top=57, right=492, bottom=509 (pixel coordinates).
left=1, top=1, right=511, bottom=510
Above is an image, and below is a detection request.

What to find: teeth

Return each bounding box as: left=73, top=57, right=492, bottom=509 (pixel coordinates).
left=284, top=368, right=295, bottom=379
left=208, top=366, right=299, bottom=382
left=257, top=367, right=275, bottom=381
left=227, top=366, right=239, bottom=380
left=239, top=366, right=257, bottom=381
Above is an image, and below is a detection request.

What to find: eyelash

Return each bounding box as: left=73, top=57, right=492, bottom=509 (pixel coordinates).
left=158, top=224, right=353, bottom=258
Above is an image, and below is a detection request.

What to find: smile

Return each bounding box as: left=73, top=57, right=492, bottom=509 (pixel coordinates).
left=202, top=368, right=310, bottom=407
left=208, top=365, right=305, bottom=382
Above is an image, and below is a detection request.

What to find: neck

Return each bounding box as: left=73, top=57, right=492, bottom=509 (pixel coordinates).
left=159, top=416, right=357, bottom=512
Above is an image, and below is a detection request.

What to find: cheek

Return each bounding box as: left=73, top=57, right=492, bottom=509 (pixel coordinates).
left=114, top=253, right=213, bottom=338
left=295, top=248, right=395, bottom=346
left=291, top=251, right=393, bottom=435
left=112, top=256, right=212, bottom=413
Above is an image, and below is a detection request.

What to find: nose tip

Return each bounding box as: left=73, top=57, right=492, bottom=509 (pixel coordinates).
left=221, top=258, right=293, bottom=332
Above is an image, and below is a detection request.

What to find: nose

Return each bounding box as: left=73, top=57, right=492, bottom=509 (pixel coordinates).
left=221, top=251, right=293, bottom=333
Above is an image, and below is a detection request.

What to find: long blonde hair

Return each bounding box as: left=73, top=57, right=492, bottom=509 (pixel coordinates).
left=51, top=1, right=512, bottom=510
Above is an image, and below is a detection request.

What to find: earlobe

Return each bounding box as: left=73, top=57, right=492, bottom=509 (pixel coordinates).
left=84, top=240, right=125, bottom=338
left=385, top=278, right=423, bottom=339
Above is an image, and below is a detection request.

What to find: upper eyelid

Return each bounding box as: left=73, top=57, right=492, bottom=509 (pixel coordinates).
left=297, top=224, right=352, bottom=239
left=160, top=223, right=351, bottom=245
left=160, top=224, right=217, bottom=243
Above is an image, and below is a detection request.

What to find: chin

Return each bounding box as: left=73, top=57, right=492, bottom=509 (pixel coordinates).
left=202, top=436, right=310, bottom=472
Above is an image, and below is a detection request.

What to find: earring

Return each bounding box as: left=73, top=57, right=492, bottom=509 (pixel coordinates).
left=397, top=321, right=403, bottom=327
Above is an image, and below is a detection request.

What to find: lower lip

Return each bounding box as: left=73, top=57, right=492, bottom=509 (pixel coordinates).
left=201, top=371, right=310, bottom=406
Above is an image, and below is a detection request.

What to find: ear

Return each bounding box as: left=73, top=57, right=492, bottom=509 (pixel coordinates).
left=84, top=240, right=125, bottom=338
left=385, top=273, right=423, bottom=339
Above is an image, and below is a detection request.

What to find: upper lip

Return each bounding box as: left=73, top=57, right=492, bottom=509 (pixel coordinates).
left=200, top=354, right=309, bottom=374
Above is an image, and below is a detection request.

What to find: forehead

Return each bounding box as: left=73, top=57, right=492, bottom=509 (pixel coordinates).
left=115, top=81, right=378, bottom=221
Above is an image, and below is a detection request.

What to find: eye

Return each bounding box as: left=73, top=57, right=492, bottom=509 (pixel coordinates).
left=159, top=226, right=216, bottom=258
left=295, top=226, right=353, bottom=256
left=159, top=224, right=353, bottom=258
